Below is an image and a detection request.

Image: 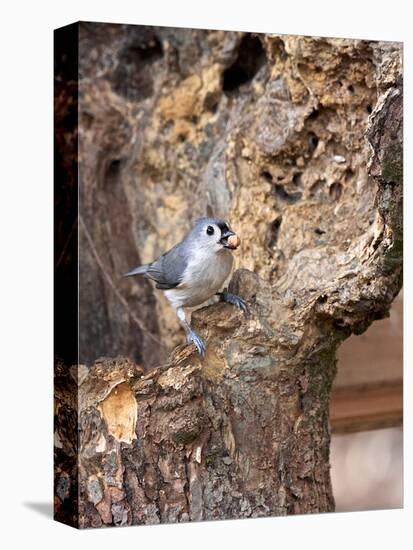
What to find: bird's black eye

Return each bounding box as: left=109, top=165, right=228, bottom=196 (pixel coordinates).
left=206, top=225, right=214, bottom=235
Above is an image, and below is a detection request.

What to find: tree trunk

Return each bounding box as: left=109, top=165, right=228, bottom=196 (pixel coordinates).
left=54, top=25, right=402, bottom=527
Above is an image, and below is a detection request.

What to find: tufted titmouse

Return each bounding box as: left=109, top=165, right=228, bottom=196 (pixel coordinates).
left=124, top=217, right=246, bottom=356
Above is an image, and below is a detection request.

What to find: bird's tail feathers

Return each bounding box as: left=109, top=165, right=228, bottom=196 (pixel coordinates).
left=123, top=265, right=148, bottom=277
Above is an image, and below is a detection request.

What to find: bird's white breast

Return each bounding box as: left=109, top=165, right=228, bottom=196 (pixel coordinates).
left=164, top=248, right=233, bottom=309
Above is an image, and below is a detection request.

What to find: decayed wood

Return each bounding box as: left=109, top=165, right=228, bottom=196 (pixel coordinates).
left=54, top=25, right=403, bottom=528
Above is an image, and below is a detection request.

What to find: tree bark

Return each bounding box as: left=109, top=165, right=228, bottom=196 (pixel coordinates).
left=54, top=26, right=402, bottom=527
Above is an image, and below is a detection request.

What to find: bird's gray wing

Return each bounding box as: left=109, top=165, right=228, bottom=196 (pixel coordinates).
left=145, top=242, right=189, bottom=290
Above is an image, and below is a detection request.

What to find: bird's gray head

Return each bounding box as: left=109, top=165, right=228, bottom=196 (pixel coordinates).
left=188, top=217, right=240, bottom=254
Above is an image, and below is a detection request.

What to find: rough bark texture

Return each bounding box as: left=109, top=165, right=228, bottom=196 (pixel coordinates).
left=54, top=24, right=402, bottom=528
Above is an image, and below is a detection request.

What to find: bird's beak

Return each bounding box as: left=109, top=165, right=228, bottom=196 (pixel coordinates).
left=219, top=229, right=240, bottom=249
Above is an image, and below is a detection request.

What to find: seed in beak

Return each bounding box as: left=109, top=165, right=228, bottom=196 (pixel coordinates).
left=227, top=235, right=240, bottom=249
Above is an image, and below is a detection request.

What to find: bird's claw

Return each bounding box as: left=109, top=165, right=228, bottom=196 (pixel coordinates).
left=221, top=290, right=248, bottom=313
left=186, top=329, right=206, bottom=357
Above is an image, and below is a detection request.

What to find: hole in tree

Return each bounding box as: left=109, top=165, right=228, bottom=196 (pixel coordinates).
left=366, top=104, right=373, bottom=114
left=329, top=181, right=343, bottom=201
left=308, top=108, right=319, bottom=120
left=308, top=132, right=319, bottom=154
left=106, top=158, right=123, bottom=179
left=348, top=84, right=355, bottom=93
left=102, top=157, right=125, bottom=187
left=113, top=32, right=163, bottom=101
left=334, top=318, right=347, bottom=329
left=222, top=34, right=266, bottom=94
left=204, top=92, right=220, bottom=113
left=344, top=168, right=354, bottom=182
left=274, top=184, right=302, bottom=204
left=293, top=172, right=302, bottom=187
left=136, top=38, right=163, bottom=62
left=261, top=170, right=273, bottom=183
left=309, top=179, right=326, bottom=198
left=268, top=216, right=282, bottom=249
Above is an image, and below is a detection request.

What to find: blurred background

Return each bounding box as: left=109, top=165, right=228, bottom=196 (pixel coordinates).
left=330, top=291, right=403, bottom=511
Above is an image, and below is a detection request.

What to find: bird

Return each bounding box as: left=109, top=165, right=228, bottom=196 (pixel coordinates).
left=124, top=217, right=247, bottom=356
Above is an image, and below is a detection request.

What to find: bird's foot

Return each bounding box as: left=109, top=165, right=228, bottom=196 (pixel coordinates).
left=218, top=289, right=248, bottom=313
left=186, top=329, right=206, bottom=357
